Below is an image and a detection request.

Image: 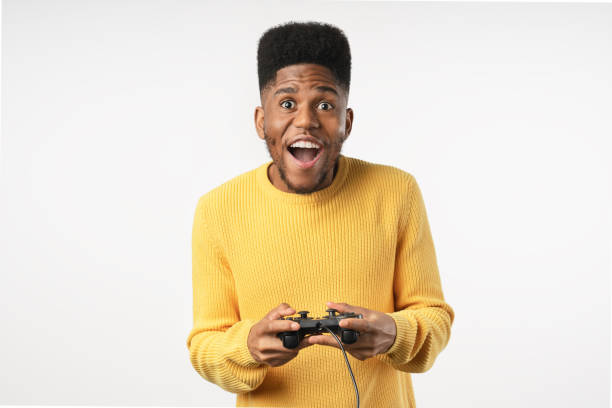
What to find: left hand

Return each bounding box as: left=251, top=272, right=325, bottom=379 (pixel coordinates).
left=306, top=301, right=397, bottom=361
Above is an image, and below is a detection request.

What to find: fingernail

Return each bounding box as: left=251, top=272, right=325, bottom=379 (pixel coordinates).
left=292, top=323, right=299, bottom=330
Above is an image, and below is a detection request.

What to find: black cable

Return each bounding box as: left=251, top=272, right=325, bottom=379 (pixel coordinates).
left=322, top=327, right=359, bottom=408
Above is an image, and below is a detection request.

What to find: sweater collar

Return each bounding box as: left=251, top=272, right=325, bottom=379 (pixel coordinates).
left=256, top=154, right=349, bottom=205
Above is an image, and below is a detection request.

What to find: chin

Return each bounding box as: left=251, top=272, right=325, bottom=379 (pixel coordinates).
left=285, top=179, right=319, bottom=194
left=277, top=169, right=315, bottom=192
left=276, top=157, right=331, bottom=194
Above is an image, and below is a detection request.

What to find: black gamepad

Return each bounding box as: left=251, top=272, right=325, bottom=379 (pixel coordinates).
left=277, top=308, right=364, bottom=349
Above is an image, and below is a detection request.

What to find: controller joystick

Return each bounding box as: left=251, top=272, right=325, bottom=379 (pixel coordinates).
left=277, top=306, right=364, bottom=349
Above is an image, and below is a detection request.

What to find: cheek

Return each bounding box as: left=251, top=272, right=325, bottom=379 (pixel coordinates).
left=324, top=115, right=344, bottom=133
left=328, top=124, right=345, bottom=143
left=266, top=119, right=289, bottom=145
left=338, top=114, right=347, bottom=132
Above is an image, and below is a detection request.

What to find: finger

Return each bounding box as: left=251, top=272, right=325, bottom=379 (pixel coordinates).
left=326, top=301, right=355, bottom=313
left=258, top=332, right=303, bottom=353
left=306, top=334, right=341, bottom=348
left=263, top=348, right=299, bottom=364
left=296, top=337, right=315, bottom=350
left=266, top=303, right=295, bottom=320
left=339, top=318, right=370, bottom=333
left=264, top=319, right=300, bottom=334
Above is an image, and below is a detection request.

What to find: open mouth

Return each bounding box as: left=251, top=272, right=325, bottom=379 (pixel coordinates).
left=288, top=146, right=321, bottom=163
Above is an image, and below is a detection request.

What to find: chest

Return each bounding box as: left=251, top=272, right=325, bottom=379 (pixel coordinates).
left=225, top=207, right=399, bottom=316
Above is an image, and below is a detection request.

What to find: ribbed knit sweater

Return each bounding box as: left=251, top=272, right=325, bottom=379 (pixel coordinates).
left=187, top=154, right=454, bottom=407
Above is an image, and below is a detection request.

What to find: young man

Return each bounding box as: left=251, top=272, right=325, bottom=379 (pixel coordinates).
left=187, top=21, right=455, bottom=407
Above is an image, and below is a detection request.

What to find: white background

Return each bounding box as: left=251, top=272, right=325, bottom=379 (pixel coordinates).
left=1, top=1, right=610, bottom=407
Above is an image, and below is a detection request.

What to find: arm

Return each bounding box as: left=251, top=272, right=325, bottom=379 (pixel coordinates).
left=186, top=197, right=268, bottom=393
left=375, top=175, right=455, bottom=373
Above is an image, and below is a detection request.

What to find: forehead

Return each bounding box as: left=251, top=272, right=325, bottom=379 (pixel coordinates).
left=263, top=63, right=343, bottom=103
left=273, top=63, right=336, bottom=85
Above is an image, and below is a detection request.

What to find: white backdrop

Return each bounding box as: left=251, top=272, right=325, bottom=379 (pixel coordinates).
left=1, top=1, right=610, bottom=406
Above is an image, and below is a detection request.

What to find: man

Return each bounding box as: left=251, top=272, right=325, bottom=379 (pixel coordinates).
left=186, top=21, right=454, bottom=407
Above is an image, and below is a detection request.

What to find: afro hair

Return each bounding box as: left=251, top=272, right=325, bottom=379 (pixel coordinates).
left=257, top=21, right=351, bottom=97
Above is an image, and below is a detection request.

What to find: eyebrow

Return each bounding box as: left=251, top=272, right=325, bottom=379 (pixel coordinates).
left=273, top=85, right=339, bottom=97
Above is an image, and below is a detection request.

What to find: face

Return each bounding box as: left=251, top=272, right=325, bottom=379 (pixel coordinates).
left=255, top=63, right=353, bottom=194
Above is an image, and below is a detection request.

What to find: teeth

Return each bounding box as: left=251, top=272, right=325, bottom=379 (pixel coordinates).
left=290, top=140, right=320, bottom=149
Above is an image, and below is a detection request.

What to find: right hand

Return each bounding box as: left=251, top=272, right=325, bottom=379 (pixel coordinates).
left=247, top=303, right=313, bottom=367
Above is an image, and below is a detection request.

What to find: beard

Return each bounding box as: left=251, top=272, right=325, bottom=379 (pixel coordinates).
left=263, top=130, right=342, bottom=195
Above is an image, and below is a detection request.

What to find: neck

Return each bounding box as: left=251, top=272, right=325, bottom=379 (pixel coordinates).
left=267, top=159, right=339, bottom=194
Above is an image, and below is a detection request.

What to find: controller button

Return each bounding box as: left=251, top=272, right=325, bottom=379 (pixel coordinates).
left=326, top=308, right=338, bottom=317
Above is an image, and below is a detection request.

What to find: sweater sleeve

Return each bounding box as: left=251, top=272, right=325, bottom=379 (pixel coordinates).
left=375, top=175, right=455, bottom=373
left=186, top=197, right=268, bottom=393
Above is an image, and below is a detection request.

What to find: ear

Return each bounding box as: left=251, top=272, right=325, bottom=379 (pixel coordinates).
left=254, top=106, right=265, bottom=140
left=343, top=107, right=354, bottom=142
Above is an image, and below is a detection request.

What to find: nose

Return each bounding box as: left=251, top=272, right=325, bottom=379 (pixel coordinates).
left=293, top=104, right=319, bottom=130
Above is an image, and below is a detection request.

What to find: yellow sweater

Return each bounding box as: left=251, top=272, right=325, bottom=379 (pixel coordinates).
left=187, top=154, right=454, bottom=407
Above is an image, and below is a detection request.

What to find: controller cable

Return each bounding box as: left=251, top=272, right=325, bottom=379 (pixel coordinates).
left=322, top=327, right=360, bottom=408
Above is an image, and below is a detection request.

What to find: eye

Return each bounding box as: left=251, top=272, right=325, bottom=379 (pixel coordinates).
left=280, top=100, right=295, bottom=109
left=318, top=102, right=334, bottom=111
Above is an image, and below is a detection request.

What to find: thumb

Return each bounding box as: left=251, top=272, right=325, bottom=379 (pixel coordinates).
left=326, top=301, right=354, bottom=313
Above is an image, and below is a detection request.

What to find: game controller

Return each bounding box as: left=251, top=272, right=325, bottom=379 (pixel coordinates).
left=277, top=308, right=364, bottom=349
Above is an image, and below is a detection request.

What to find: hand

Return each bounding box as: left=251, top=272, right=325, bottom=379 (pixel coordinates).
left=247, top=303, right=313, bottom=367
left=306, top=301, right=397, bottom=361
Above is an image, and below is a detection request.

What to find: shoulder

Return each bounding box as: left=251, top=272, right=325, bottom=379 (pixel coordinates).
left=344, top=156, right=416, bottom=195
left=194, top=165, right=259, bottom=217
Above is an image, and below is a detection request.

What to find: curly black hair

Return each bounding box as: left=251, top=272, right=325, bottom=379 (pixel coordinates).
left=257, top=21, right=351, bottom=97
